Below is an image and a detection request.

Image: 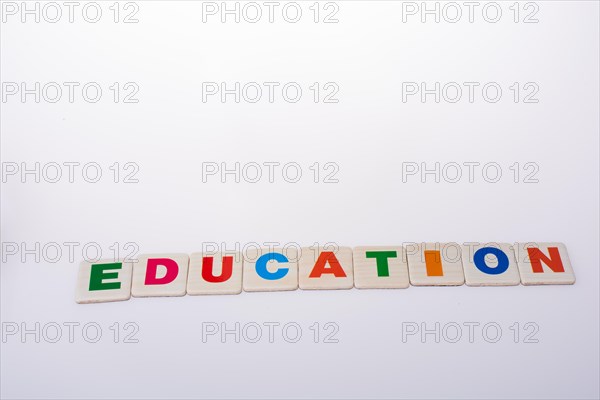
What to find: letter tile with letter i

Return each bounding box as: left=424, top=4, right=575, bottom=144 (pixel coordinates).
left=406, top=242, right=465, bottom=286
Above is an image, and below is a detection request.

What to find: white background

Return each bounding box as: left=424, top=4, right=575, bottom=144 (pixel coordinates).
left=1, top=1, right=599, bottom=398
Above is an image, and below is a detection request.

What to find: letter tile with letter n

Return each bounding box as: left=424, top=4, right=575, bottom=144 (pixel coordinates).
left=188, top=251, right=243, bottom=295
left=243, top=247, right=298, bottom=292
left=75, top=259, right=133, bottom=304
left=515, top=242, right=575, bottom=285
left=131, top=254, right=189, bottom=297
left=299, top=246, right=353, bottom=290
left=406, top=242, right=465, bottom=286
left=353, top=246, right=409, bottom=289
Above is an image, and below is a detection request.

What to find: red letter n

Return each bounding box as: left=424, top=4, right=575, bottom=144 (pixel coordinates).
left=527, top=247, right=565, bottom=273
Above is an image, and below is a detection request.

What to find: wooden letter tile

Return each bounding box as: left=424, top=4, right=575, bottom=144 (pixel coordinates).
left=131, top=253, right=189, bottom=297
left=353, top=246, right=409, bottom=289
left=243, top=247, right=298, bottom=292
left=187, top=251, right=243, bottom=295
left=75, top=259, right=133, bottom=304
left=299, top=246, right=353, bottom=290
left=461, top=243, right=521, bottom=286
left=407, top=242, right=464, bottom=286
left=515, top=242, right=575, bottom=285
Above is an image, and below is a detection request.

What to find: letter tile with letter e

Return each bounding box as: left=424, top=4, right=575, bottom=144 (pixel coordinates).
left=131, top=253, right=189, bottom=297
left=406, top=242, right=464, bottom=286
left=515, top=242, right=575, bottom=285
left=75, top=259, right=133, bottom=304
left=299, top=246, right=353, bottom=290
left=188, top=252, right=243, bottom=295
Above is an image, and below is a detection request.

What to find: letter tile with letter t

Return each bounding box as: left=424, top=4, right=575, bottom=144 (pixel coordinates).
left=299, top=246, right=354, bottom=290
left=131, top=254, right=189, bottom=297
left=515, top=242, right=575, bottom=285
left=75, top=259, right=133, bottom=304
left=353, top=246, right=410, bottom=289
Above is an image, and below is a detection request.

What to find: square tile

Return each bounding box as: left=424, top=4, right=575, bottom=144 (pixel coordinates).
left=243, top=247, right=298, bottom=292
left=75, top=259, right=133, bottom=304
left=353, top=246, right=409, bottom=289
left=299, top=246, right=353, bottom=290
left=188, top=252, right=243, bottom=295
left=406, top=242, right=464, bottom=286
left=131, top=253, right=189, bottom=297
left=515, top=242, right=575, bottom=285
left=461, top=243, right=521, bottom=286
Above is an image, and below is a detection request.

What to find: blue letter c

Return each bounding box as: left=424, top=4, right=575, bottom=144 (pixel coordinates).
left=255, top=252, right=289, bottom=280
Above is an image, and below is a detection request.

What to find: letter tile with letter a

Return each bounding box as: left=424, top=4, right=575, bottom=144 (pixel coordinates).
left=299, top=246, right=353, bottom=290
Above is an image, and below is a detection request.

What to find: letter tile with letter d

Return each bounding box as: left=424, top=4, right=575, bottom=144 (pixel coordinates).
left=131, top=254, right=189, bottom=297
